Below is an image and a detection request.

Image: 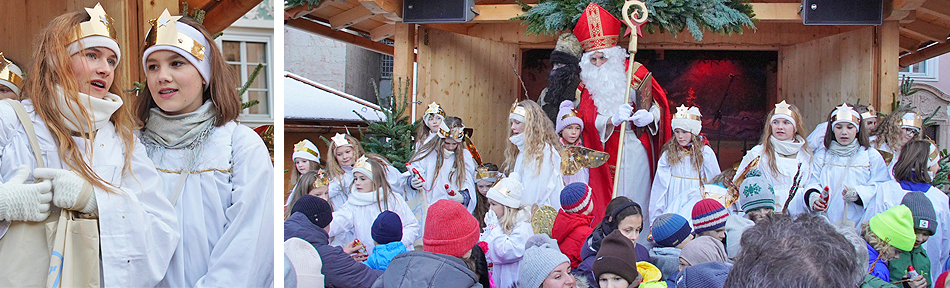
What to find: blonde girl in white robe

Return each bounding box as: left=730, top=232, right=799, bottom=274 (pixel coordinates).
left=862, top=140, right=950, bottom=284
left=325, top=133, right=405, bottom=209
left=481, top=176, right=534, bottom=288
left=503, top=100, right=565, bottom=209
left=328, top=155, right=420, bottom=253
left=413, top=102, right=446, bottom=150
left=406, top=116, right=477, bottom=212
left=734, top=101, right=813, bottom=214
left=650, top=106, right=720, bottom=224
left=803, top=103, right=890, bottom=226
left=0, top=5, right=178, bottom=287
left=135, top=12, right=274, bottom=287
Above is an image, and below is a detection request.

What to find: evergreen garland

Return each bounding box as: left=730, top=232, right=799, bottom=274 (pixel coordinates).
left=514, top=0, right=756, bottom=41
left=354, top=78, right=418, bottom=173
left=933, top=150, right=950, bottom=197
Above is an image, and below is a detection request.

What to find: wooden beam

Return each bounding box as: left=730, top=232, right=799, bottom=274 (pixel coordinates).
left=900, top=10, right=917, bottom=24
left=181, top=0, right=263, bottom=34
left=899, top=35, right=922, bottom=52
left=900, top=41, right=950, bottom=66
left=370, top=24, right=395, bottom=41
left=360, top=0, right=402, bottom=18
left=329, top=5, right=376, bottom=30
left=899, top=20, right=950, bottom=42
left=466, top=3, right=801, bottom=23
left=392, top=23, right=415, bottom=90
left=918, top=0, right=950, bottom=21
left=422, top=23, right=472, bottom=36
left=285, top=1, right=334, bottom=20
left=287, top=18, right=395, bottom=55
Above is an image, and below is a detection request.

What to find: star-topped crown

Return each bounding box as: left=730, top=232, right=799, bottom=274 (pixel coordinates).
left=353, top=156, right=373, bottom=174
left=438, top=123, right=465, bottom=141
left=314, top=168, right=330, bottom=187
left=475, top=167, right=503, bottom=181
left=145, top=9, right=206, bottom=60
left=832, top=103, right=860, bottom=124
left=900, top=112, right=924, bottom=130
left=294, top=140, right=320, bottom=158
left=425, top=102, right=445, bottom=116
left=330, top=133, right=354, bottom=148
left=861, top=105, right=877, bottom=119
left=773, top=100, right=793, bottom=117
left=510, top=103, right=527, bottom=118
left=0, top=53, right=22, bottom=88
left=673, top=105, right=701, bottom=121
left=70, top=3, right=117, bottom=43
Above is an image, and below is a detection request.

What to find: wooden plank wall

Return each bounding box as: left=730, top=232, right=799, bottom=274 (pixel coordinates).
left=0, top=0, right=178, bottom=97
left=415, top=27, right=522, bottom=166
left=779, top=27, right=876, bottom=131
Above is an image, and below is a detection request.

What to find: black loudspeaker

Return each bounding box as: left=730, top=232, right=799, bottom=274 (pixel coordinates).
left=403, top=0, right=477, bottom=24
left=802, top=0, right=883, bottom=25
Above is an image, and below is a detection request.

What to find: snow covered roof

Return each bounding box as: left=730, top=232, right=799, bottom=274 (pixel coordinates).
left=284, top=72, right=383, bottom=122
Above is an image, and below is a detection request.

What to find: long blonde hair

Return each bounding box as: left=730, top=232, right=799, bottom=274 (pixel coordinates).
left=284, top=170, right=327, bottom=220
left=498, top=205, right=530, bottom=234
left=325, top=134, right=365, bottom=179
left=758, top=103, right=811, bottom=176
left=871, top=107, right=920, bottom=153
left=663, top=132, right=705, bottom=174
left=503, top=100, right=562, bottom=175
left=24, top=10, right=136, bottom=192
left=408, top=116, right=467, bottom=188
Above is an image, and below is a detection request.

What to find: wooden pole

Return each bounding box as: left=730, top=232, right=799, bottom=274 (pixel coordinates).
left=612, top=0, right=649, bottom=198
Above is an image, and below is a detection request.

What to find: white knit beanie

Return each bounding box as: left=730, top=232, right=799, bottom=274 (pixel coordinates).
left=671, top=105, right=702, bottom=135
left=487, top=174, right=523, bottom=208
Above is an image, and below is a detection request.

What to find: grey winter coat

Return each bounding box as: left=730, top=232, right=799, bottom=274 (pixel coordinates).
left=372, top=251, right=482, bottom=288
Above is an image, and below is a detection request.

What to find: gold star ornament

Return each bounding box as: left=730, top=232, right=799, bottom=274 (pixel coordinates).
left=70, top=2, right=117, bottom=43
left=145, top=9, right=206, bottom=61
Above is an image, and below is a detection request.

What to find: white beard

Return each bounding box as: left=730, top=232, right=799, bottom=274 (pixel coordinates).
left=579, top=46, right=630, bottom=116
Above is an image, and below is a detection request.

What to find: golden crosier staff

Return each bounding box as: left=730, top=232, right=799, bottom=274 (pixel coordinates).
left=612, top=0, right=649, bottom=197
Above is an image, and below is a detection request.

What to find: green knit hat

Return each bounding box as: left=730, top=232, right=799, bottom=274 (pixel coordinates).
left=868, top=205, right=916, bottom=252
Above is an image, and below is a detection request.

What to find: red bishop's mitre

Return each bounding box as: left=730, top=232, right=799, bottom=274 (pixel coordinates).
left=572, top=3, right=622, bottom=53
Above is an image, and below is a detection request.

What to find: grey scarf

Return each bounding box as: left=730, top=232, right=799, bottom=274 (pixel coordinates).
left=140, top=101, right=216, bottom=170
left=828, top=140, right=860, bottom=158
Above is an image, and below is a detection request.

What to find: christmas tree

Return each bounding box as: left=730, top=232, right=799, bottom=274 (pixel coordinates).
left=354, top=78, right=418, bottom=173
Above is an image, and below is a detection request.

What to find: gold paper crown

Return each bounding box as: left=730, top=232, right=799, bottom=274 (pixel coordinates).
left=425, top=102, right=445, bottom=117
left=0, top=53, right=22, bottom=88
left=861, top=105, right=877, bottom=119
left=353, top=156, right=373, bottom=174
left=330, top=133, right=354, bottom=148
left=438, top=124, right=465, bottom=140
left=145, top=9, right=206, bottom=61
left=475, top=167, right=503, bottom=181
left=314, top=169, right=330, bottom=187
left=673, top=105, right=701, bottom=121
left=69, top=3, right=117, bottom=43
left=832, top=103, right=861, bottom=124
left=510, top=103, right=527, bottom=118
left=900, top=112, right=924, bottom=129
left=929, top=142, right=940, bottom=163
left=773, top=100, right=793, bottom=117
left=294, top=140, right=320, bottom=158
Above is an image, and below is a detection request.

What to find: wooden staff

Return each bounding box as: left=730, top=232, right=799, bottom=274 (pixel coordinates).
left=613, top=0, right=649, bottom=198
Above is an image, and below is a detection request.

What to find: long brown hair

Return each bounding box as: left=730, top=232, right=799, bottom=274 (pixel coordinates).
left=892, top=140, right=933, bottom=183
left=473, top=163, right=499, bottom=229
left=284, top=170, right=325, bottom=220
left=662, top=131, right=705, bottom=175
left=871, top=107, right=920, bottom=153
left=24, top=10, right=135, bottom=192
left=822, top=106, right=870, bottom=149
left=134, top=16, right=240, bottom=127
left=502, top=100, right=562, bottom=174
left=758, top=103, right=811, bottom=176
left=408, top=116, right=468, bottom=188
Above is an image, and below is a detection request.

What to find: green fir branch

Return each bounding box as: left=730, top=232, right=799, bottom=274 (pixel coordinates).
left=354, top=78, right=417, bottom=172
left=286, top=0, right=324, bottom=10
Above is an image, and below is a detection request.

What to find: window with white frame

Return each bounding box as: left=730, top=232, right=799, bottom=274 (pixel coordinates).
left=218, top=30, right=273, bottom=124
left=899, top=57, right=938, bottom=82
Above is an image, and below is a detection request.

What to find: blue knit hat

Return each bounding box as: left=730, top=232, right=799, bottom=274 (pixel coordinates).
left=560, top=182, right=594, bottom=215
left=371, top=211, right=403, bottom=245
left=675, top=261, right=732, bottom=288
left=651, top=213, right=693, bottom=248
left=692, top=199, right=728, bottom=234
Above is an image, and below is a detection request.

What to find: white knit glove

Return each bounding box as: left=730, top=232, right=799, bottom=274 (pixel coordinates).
left=630, top=109, right=655, bottom=127
left=842, top=186, right=859, bottom=202
left=410, top=177, right=424, bottom=190
left=0, top=165, right=53, bottom=222
left=809, top=192, right=826, bottom=212
left=32, top=168, right=97, bottom=214
left=611, top=104, right=634, bottom=126
left=484, top=209, right=499, bottom=232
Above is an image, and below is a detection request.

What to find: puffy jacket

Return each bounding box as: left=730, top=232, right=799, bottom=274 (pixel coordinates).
left=552, top=209, right=595, bottom=269
left=372, top=251, right=482, bottom=288
left=366, top=242, right=408, bottom=270
left=284, top=212, right=383, bottom=288
left=867, top=242, right=891, bottom=283
left=576, top=225, right=651, bottom=287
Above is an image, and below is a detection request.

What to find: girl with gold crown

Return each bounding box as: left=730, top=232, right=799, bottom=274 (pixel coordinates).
left=649, top=105, right=721, bottom=224
left=0, top=54, right=23, bottom=100
left=328, top=155, right=420, bottom=253
left=285, top=169, right=331, bottom=220
left=285, top=139, right=322, bottom=207
left=406, top=116, right=477, bottom=212
left=134, top=11, right=273, bottom=286
left=734, top=101, right=813, bottom=214
left=504, top=100, right=565, bottom=210
left=324, top=133, right=406, bottom=209
left=871, top=107, right=923, bottom=168
left=0, top=4, right=178, bottom=287
left=802, top=103, right=890, bottom=225
left=414, top=102, right=447, bottom=150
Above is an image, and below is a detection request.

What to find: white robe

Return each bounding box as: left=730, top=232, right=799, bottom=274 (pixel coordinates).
left=0, top=100, right=178, bottom=287
left=148, top=122, right=274, bottom=287
left=861, top=181, right=950, bottom=284
left=804, top=146, right=891, bottom=225
left=511, top=142, right=564, bottom=210
left=405, top=149, right=477, bottom=212
left=806, top=122, right=828, bottom=152
left=328, top=189, right=420, bottom=252
left=649, top=146, right=721, bottom=224
left=480, top=209, right=533, bottom=288
left=735, top=145, right=813, bottom=214
left=327, top=161, right=406, bottom=210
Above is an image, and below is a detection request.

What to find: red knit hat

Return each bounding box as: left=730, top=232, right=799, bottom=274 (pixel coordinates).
left=691, top=199, right=729, bottom=234
left=424, top=199, right=479, bottom=257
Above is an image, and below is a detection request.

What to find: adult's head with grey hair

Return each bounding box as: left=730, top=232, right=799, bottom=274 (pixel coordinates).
left=833, top=223, right=870, bottom=283
left=724, top=213, right=860, bottom=287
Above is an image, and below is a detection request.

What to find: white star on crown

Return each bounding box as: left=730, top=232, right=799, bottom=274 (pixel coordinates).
left=330, top=133, right=349, bottom=147
left=674, top=105, right=689, bottom=118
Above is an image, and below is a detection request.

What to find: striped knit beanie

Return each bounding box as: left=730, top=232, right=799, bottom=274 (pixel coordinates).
left=560, top=182, right=594, bottom=215
left=652, top=213, right=693, bottom=248
left=692, top=199, right=729, bottom=234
